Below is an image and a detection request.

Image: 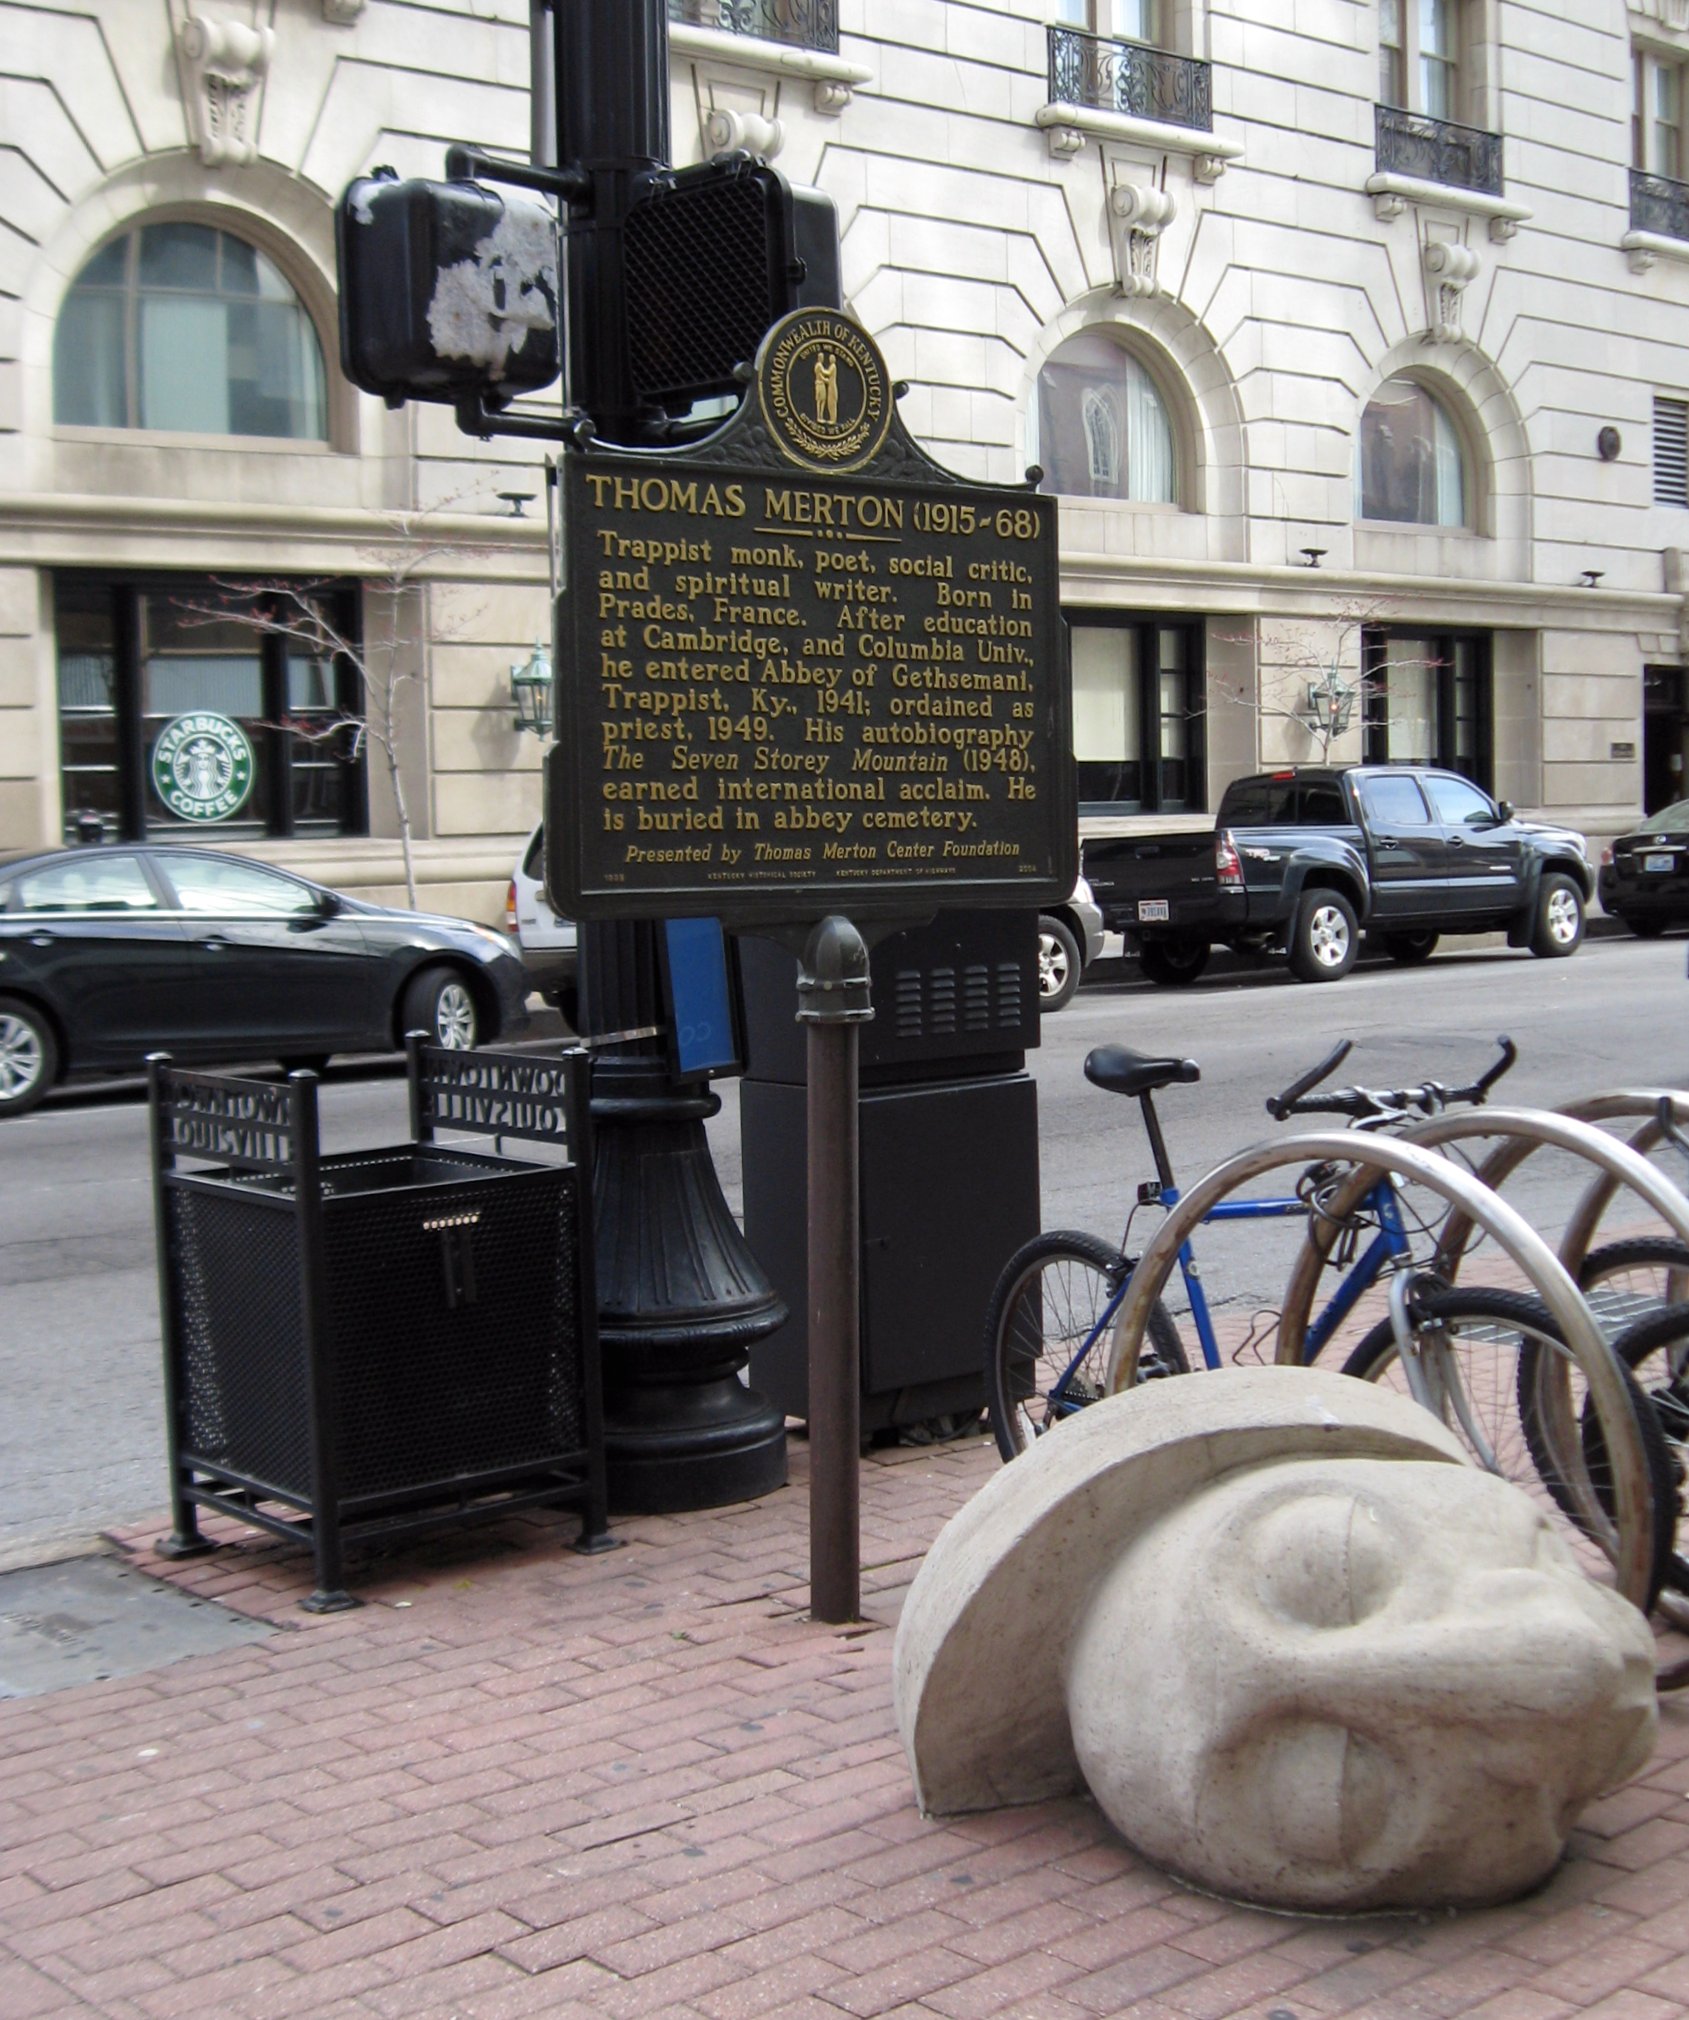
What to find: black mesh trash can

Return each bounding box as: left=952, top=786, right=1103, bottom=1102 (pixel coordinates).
left=148, top=1040, right=611, bottom=1611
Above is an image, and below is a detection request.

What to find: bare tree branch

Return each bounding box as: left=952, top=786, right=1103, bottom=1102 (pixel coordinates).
left=1209, top=598, right=1448, bottom=765
left=171, top=496, right=511, bottom=909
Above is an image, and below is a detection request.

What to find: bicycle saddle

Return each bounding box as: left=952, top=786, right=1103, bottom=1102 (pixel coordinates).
left=1084, top=1046, right=1201, bottom=1097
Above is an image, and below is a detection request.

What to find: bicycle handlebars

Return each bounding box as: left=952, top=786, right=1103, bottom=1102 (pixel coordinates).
left=1265, top=1034, right=1515, bottom=1125
left=1263, top=1039, right=1352, bottom=1120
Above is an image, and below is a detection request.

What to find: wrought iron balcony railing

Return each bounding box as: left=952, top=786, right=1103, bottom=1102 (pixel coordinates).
left=668, top=0, right=838, bottom=54
left=1374, top=103, right=1503, bottom=196
left=1631, top=166, right=1689, bottom=241
left=1046, top=24, right=1211, bottom=134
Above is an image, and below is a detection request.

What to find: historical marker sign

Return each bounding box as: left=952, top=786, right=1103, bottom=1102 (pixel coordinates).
left=546, top=310, right=1074, bottom=924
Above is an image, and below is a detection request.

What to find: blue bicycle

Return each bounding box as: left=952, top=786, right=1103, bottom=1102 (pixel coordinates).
left=984, top=1034, right=1682, bottom=1617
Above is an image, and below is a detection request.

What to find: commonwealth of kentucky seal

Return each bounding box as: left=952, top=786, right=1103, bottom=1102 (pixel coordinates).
left=150, top=712, right=256, bottom=823
left=758, top=309, right=892, bottom=474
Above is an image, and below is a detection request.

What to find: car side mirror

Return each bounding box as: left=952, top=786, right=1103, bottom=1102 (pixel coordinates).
left=1495, top=800, right=1514, bottom=822
left=316, top=891, right=343, bottom=918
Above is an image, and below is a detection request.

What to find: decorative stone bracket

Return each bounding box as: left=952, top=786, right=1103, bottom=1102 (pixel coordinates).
left=704, top=106, right=785, bottom=158
left=1109, top=183, right=1176, bottom=298
left=1422, top=237, right=1481, bottom=343
left=667, top=22, right=872, bottom=144
left=1036, top=101, right=1241, bottom=182
left=1367, top=172, right=1530, bottom=243
left=179, top=13, right=274, bottom=167
left=1620, top=227, right=1689, bottom=275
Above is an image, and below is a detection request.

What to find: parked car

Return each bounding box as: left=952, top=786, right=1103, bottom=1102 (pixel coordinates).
left=1083, top=765, right=1593, bottom=984
left=507, top=827, right=580, bottom=1027
left=0, top=843, right=530, bottom=1117
left=1038, top=877, right=1105, bottom=1012
left=1599, top=800, right=1689, bottom=937
left=510, top=824, right=1099, bottom=1020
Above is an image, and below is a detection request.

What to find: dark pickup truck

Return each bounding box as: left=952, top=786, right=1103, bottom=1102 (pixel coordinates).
left=1082, top=764, right=1594, bottom=984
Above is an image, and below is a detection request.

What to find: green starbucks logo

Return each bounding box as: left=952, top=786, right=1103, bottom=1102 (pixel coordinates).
left=151, top=713, right=255, bottom=823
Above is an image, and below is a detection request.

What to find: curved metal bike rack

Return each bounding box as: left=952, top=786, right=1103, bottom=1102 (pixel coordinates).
left=1401, top=1093, right=1689, bottom=1285
left=1273, top=1107, right=1689, bottom=1355
left=1551, top=1092, right=1689, bottom=1281
left=1103, top=1129, right=1658, bottom=1610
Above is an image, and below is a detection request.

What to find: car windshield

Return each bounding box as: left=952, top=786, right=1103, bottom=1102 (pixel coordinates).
left=1637, top=799, right=1689, bottom=836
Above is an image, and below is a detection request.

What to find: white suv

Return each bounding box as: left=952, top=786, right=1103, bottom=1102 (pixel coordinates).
left=505, top=826, right=579, bottom=1027
left=1038, top=877, right=1105, bottom=1012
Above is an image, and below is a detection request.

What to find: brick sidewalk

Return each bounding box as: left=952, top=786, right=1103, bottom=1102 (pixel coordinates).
left=2, top=1432, right=1686, bottom=2020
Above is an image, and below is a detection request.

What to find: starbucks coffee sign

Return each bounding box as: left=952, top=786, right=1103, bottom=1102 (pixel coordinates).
left=151, top=713, right=256, bottom=823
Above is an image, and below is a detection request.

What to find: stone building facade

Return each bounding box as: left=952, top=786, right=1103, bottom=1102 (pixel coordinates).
left=4, top=0, right=1689, bottom=915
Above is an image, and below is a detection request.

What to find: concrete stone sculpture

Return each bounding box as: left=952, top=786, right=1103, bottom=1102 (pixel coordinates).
left=894, top=1368, right=1657, bottom=1913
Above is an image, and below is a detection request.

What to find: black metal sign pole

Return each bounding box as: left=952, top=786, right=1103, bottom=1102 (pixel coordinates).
left=546, top=0, right=790, bottom=1514
left=796, top=917, right=873, bottom=1622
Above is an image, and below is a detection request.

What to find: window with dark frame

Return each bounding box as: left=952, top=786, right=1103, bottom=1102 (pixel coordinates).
left=54, top=575, right=367, bottom=845
left=1361, top=625, right=1492, bottom=788
left=1068, top=613, right=1204, bottom=812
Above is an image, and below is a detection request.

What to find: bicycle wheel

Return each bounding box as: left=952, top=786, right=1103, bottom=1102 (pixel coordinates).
left=1579, top=1238, right=1689, bottom=1340
left=1341, top=1285, right=1673, bottom=1610
left=984, top=1231, right=1189, bottom=1463
left=1607, top=1302, right=1689, bottom=1599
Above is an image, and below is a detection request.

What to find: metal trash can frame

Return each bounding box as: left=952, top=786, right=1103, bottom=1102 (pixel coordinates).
left=148, top=1039, right=611, bottom=1611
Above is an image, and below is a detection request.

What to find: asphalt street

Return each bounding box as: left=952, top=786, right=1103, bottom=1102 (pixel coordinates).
left=3, top=927, right=1686, bottom=1568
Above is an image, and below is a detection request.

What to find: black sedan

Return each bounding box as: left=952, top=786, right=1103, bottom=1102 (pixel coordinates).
left=0, top=844, right=530, bottom=1117
left=1599, top=800, right=1689, bottom=937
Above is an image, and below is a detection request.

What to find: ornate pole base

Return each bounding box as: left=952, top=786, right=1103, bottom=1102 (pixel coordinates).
left=584, top=928, right=788, bottom=1514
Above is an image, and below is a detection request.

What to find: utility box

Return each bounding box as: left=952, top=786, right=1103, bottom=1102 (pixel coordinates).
left=738, top=912, right=1041, bottom=1433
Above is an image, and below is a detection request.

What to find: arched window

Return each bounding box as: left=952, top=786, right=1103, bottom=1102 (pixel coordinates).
left=1357, top=375, right=1468, bottom=527
left=55, top=222, right=328, bottom=440
left=1032, top=329, right=1176, bottom=502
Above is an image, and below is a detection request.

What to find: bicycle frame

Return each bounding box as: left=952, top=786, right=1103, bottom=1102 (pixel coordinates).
left=1042, top=1175, right=1414, bottom=1415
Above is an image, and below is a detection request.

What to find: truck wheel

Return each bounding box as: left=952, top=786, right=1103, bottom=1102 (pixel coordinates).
left=1036, top=915, right=1082, bottom=1012
left=1138, top=938, right=1210, bottom=987
left=1529, top=873, right=1585, bottom=958
left=1380, top=929, right=1439, bottom=966
left=1288, top=890, right=1358, bottom=982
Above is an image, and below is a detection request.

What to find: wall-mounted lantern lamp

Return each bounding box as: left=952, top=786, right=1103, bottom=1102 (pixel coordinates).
left=1305, top=667, right=1357, bottom=738
left=509, top=641, right=553, bottom=735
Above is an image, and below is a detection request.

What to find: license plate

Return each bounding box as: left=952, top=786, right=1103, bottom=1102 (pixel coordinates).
left=1138, top=899, right=1170, bottom=923
left=1643, top=853, right=1675, bottom=873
